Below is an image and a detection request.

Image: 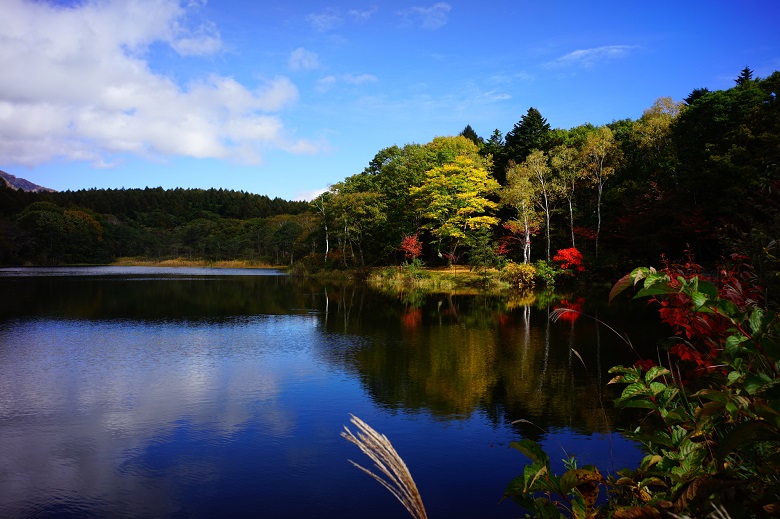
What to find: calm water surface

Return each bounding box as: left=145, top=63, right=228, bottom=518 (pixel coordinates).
left=0, top=267, right=662, bottom=518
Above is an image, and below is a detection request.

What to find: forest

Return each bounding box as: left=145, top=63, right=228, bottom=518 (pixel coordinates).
left=1, top=67, right=778, bottom=290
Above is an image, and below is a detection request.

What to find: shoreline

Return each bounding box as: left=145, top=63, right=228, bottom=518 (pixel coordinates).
left=109, top=257, right=284, bottom=269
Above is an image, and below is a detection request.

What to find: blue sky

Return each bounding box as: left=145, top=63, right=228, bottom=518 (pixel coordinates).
left=2, top=0, right=779, bottom=201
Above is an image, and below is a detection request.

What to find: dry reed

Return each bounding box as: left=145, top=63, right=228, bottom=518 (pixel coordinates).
left=341, top=415, right=427, bottom=519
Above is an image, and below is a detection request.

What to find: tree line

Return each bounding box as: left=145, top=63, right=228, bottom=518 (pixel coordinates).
left=1, top=67, right=778, bottom=287
left=0, top=187, right=310, bottom=265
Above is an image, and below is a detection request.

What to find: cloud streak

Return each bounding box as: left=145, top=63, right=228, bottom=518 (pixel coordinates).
left=289, top=48, right=321, bottom=71
left=306, top=7, right=343, bottom=32
left=0, top=0, right=318, bottom=168
left=316, top=74, right=379, bottom=92
left=397, top=3, right=452, bottom=30
left=545, top=45, right=638, bottom=69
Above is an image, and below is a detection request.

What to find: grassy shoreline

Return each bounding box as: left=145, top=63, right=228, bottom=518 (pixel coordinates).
left=366, top=265, right=512, bottom=295
left=109, top=260, right=521, bottom=294
left=110, top=257, right=283, bottom=269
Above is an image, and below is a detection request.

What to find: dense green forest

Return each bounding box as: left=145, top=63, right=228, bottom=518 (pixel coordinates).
left=2, top=67, right=778, bottom=286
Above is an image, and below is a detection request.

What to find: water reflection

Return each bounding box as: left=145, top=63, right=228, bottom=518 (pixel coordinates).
left=0, top=268, right=662, bottom=518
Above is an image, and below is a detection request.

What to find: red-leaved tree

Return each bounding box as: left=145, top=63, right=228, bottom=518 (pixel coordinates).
left=399, top=235, right=423, bottom=261
left=553, top=247, right=585, bottom=272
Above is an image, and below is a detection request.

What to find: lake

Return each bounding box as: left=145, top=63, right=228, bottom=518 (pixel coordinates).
left=0, top=267, right=662, bottom=518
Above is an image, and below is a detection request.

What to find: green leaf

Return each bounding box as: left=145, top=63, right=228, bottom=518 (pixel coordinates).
left=644, top=366, right=671, bottom=383
left=644, top=431, right=675, bottom=449
left=694, top=388, right=728, bottom=403
left=664, top=409, right=687, bottom=423
left=609, top=365, right=640, bottom=376
left=712, top=299, right=739, bottom=317
left=696, top=280, right=719, bottom=299
left=510, top=439, right=550, bottom=465
left=635, top=283, right=677, bottom=299
left=725, top=333, right=749, bottom=355
left=691, top=291, right=709, bottom=310
left=750, top=308, right=766, bottom=335
left=609, top=373, right=639, bottom=385
left=621, top=382, right=652, bottom=399
left=661, top=387, right=680, bottom=403
left=524, top=464, right=550, bottom=492
left=639, top=454, right=663, bottom=471
left=649, top=381, right=667, bottom=396
left=614, top=398, right=656, bottom=410
left=639, top=477, right=667, bottom=488
left=571, top=494, right=588, bottom=519
left=671, top=426, right=686, bottom=446
left=744, top=373, right=773, bottom=395
left=504, top=474, right=525, bottom=497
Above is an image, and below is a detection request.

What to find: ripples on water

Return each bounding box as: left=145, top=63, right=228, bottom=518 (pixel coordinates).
left=0, top=267, right=659, bottom=518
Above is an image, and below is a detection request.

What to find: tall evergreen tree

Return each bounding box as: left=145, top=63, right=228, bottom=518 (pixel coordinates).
left=482, top=129, right=508, bottom=184
left=735, top=66, right=754, bottom=87
left=459, top=124, right=483, bottom=146
left=504, top=107, right=552, bottom=166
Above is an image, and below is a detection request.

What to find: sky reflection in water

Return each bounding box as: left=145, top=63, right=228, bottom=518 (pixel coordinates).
left=0, top=267, right=657, bottom=518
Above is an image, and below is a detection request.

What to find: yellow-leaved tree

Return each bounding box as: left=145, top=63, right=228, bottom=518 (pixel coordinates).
left=410, top=155, right=499, bottom=264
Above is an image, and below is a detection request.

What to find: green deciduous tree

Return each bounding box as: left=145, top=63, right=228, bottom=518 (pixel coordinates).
left=501, top=160, right=538, bottom=264
left=410, top=155, right=499, bottom=264
left=328, top=188, right=386, bottom=267
left=550, top=144, right=582, bottom=249
left=521, top=150, right=560, bottom=261
left=580, top=126, right=621, bottom=258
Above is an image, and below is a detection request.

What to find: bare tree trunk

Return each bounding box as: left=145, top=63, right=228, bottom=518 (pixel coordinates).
left=568, top=197, right=576, bottom=249
left=596, top=183, right=603, bottom=258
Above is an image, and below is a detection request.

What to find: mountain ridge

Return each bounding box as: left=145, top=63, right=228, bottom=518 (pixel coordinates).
left=0, top=170, right=56, bottom=192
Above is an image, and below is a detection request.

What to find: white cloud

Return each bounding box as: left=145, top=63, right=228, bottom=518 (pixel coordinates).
left=316, top=76, right=338, bottom=92
left=545, top=45, right=638, bottom=69
left=397, top=2, right=451, bottom=30
left=348, top=7, right=378, bottom=22
left=484, top=90, right=511, bottom=101
left=288, top=47, right=320, bottom=71
left=316, top=74, right=378, bottom=92
left=170, top=21, right=222, bottom=56
left=293, top=186, right=329, bottom=202
left=306, top=8, right=343, bottom=32
left=343, top=74, right=379, bottom=85
left=0, top=0, right=319, bottom=168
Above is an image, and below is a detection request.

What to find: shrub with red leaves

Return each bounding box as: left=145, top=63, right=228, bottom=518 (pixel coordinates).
left=651, top=252, right=764, bottom=376
left=399, top=235, right=423, bottom=261
left=553, top=247, right=585, bottom=273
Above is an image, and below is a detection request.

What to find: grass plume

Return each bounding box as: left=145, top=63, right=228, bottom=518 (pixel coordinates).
left=341, top=415, right=427, bottom=519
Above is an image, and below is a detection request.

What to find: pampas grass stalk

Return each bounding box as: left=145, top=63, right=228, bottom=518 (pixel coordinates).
left=341, top=415, right=427, bottom=519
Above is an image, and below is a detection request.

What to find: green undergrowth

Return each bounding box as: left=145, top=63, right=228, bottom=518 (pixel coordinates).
left=504, top=257, right=780, bottom=518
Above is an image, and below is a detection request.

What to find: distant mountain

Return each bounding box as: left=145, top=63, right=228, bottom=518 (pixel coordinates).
left=0, top=170, right=56, bottom=192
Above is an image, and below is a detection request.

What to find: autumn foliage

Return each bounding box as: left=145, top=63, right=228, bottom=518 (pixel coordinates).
left=552, top=247, right=584, bottom=273
left=647, top=253, right=763, bottom=376
left=399, top=235, right=423, bottom=261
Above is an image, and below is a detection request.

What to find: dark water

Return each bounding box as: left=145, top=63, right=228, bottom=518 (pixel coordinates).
left=0, top=267, right=663, bottom=518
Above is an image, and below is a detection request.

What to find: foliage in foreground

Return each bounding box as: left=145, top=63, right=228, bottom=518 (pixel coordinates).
left=504, top=257, right=780, bottom=518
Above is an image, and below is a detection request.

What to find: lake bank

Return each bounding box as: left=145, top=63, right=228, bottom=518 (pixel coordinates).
left=111, top=256, right=282, bottom=269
